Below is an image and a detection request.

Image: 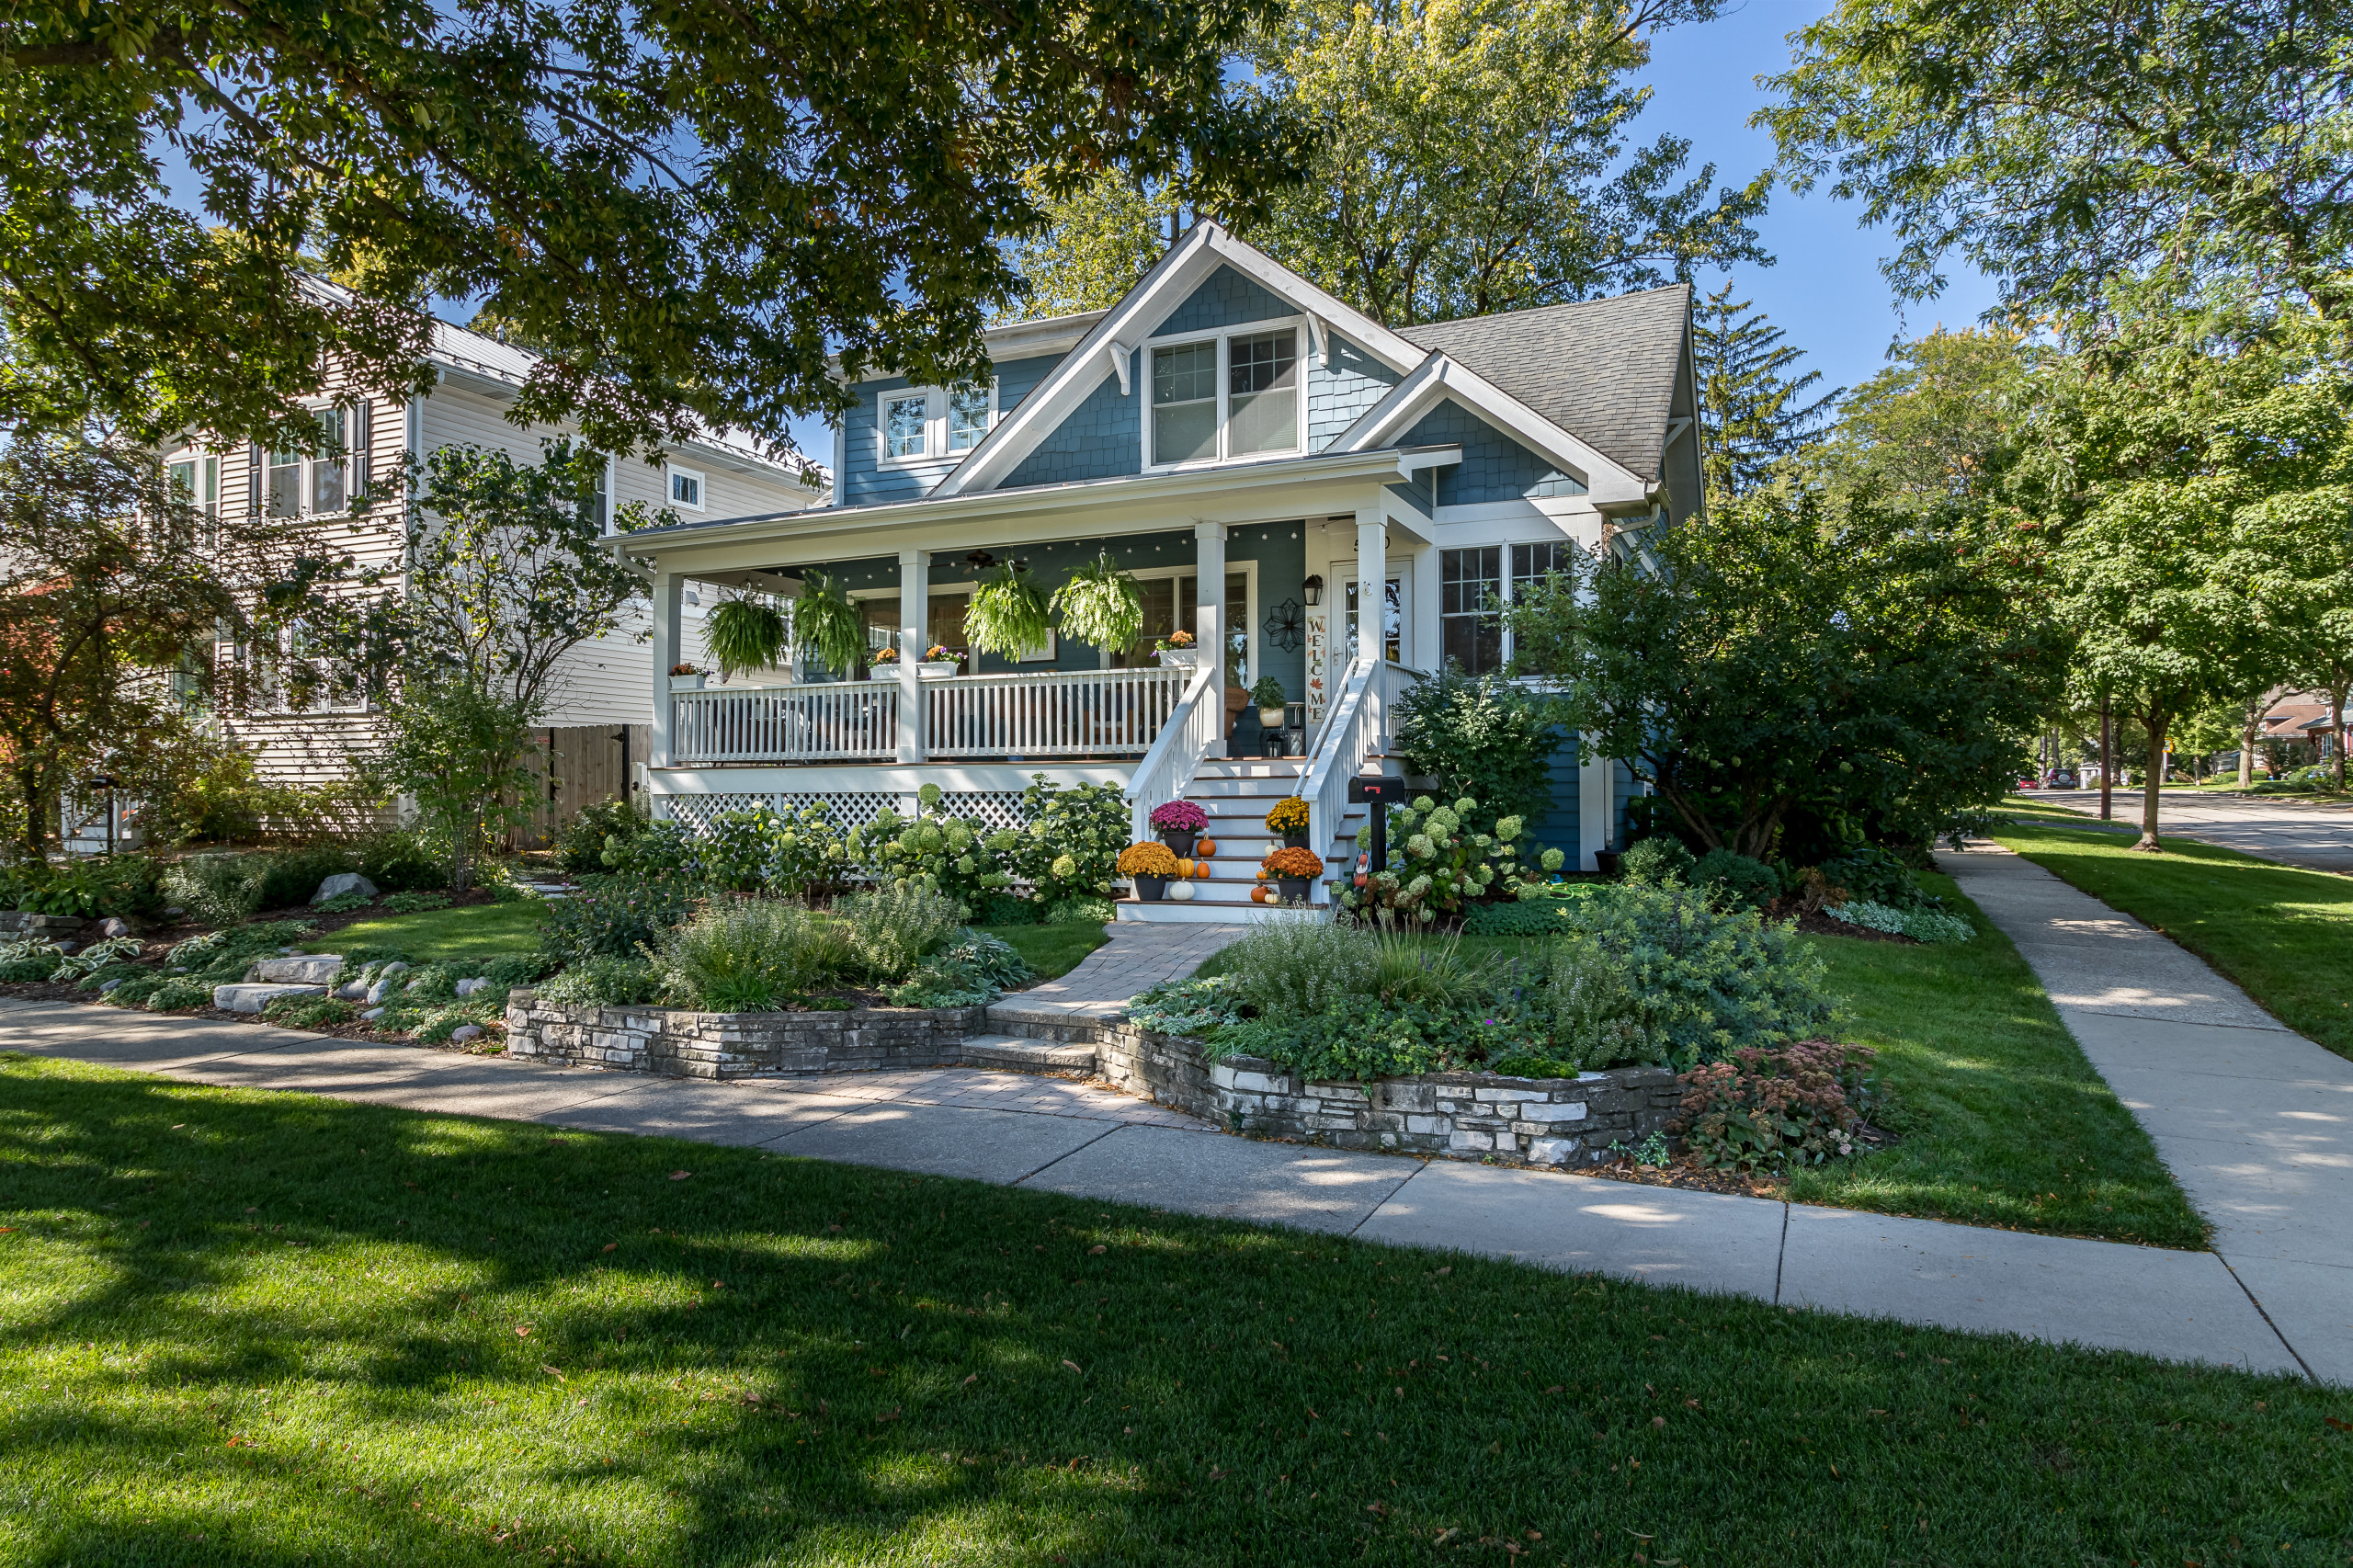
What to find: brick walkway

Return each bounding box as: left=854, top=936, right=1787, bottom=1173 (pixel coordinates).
left=998, top=922, right=1246, bottom=1022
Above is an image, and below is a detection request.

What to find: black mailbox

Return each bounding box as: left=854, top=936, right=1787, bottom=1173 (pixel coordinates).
left=1347, top=777, right=1404, bottom=803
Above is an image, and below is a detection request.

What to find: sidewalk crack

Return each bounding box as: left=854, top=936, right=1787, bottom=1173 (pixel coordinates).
left=2215, top=1249, right=2319, bottom=1383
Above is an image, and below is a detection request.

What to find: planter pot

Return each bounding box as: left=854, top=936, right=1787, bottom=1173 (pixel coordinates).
left=916, top=661, right=959, bottom=678
left=1280, top=831, right=1313, bottom=851
left=1257, top=707, right=1286, bottom=730
left=668, top=674, right=706, bottom=691
left=1134, top=875, right=1170, bottom=902
left=1595, top=850, right=1623, bottom=879
left=1155, top=648, right=1203, bottom=669
left=1157, top=829, right=1199, bottom=858
left=1275, top=878, right=1312, bottom=903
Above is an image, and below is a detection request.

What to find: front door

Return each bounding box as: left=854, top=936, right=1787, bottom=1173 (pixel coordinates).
left=1343, top=572, right=1405, bottom=666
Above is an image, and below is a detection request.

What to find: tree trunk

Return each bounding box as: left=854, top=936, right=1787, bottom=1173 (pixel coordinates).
left=2239, top=700, right=2262, bottom=789
left=2134, top=709, right=2169, bottom=852
left=2098, top=690, right=2113, bottom=821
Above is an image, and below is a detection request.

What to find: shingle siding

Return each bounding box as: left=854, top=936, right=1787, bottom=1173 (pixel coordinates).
left=1156, top=265, right=1290, bottom=336
left=1309, top=335, right=1401, bottom=450
left=1527, top=733, right=1582, bottom=866
left=1401, top=399, right=1588, bottom=506
left=1000, top=351, right=1142, bottom=488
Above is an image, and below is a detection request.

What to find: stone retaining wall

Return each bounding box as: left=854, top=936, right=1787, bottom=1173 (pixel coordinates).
left=504, top=993, right=983, bottom=1080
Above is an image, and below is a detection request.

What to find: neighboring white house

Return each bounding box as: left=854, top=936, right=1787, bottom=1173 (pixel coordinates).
left=161, top=315, right=827, bottom=792
left=610, top=222, right=1700, bottom=921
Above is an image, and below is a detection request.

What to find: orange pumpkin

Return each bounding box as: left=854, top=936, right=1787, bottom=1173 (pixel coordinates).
left=1193, top=862, right=1211, bottom=879
left=1250, top=887, right=1270, bottom=903
left=1195, top=837, right=1218, bottom=858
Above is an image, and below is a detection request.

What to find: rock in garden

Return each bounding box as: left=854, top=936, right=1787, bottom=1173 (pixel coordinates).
left=253, top=955, right=343, bottom=985
left=335, top=983, right=369, bottom=1001
left=361, top=1006, right=386, bottom=1021
left=363, top=962, right=410, bottom=1004
left=213, top=983, right=326, bottom=1014
left=97, top=917, right=131, bottom=938
left=453, top=977, right=489, bottom=997
left=98, top=977, right=123, bottom=993
left=312, top=872, right=379, bottom=905
left=449, top=1024, right=483, bottom=1042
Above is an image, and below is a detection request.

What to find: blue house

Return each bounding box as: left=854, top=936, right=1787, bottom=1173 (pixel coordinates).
left=619, top=223, right=1701, bottom=922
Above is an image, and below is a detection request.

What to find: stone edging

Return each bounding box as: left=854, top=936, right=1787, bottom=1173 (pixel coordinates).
left=504, top=993, right=985, bottom=1080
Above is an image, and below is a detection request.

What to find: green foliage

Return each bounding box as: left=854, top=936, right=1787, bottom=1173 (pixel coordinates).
left=970, top=892, right=1039, bottom=926
left=163, top=854, right=272, bottom=928
left=381, top=891, right=452, bottom=915
left=1815, top=845, right=1923, bottom=908
left=835, top=882, right=966, bottom=983
left=1561, top=879, right=1840, bottom=1070
left=883, top=930, right=1032, bottom=1008
left=0, top=937, right=63, bottom=983
left=354, top=829, right=449, bottom=892
left=1339, top=796, right=1549, bottom=920
left=556, top=797, right=645, bottom=875
left=1221, top=918, right=1379, bottom=1018
left=1122, top=973, right=1245, bottom=1037
left=373, top=675, right=540, bottom=893
left=1014, top=775, right=1129, bottom=904
left=1043, top=896, right=1116, bottom=926
left=790, top=573, right=868, bottom=676
left=647, top=899, right=856, bottom=1012
left=1508, top=487, right=2062, bottom=862
left=1048, top=552, right=1143, bottom=652
left=537, top=873, right=700, bottom=964
left=964, top=564, right=1055, bottom=659
left=315, top=892, right=372, bottom=915
left=533, top=957, right=662, bottom=1008
left=702, top=597, right=789, bottom=680
left=1394, top=669, right=1557, bottom=823
left=0, top=854, right=165, bottom=919
left=1692, top=848, right=1778, bottom=912
left=254, top=846, right=362, bottom=911
left=1247, top=676, right=1285, bottom=709
left=1827, top=899, right=1975, bottom=945
left=261, top=994, right=362, bottom=1031
left=1460, top=892, right=1588, bottom=937
left=599, top=817, right=696, bottom=876
left=132, top=920, right=320, bottom=1012
left=1820, top=328, right=2035, bottom=514
left=690, top=801, right=848, bottom=896
left=850, top=801, right=1011, bottom=910
left=1696, top=282, right=1838, bottom=500
left=1620, top=836, right=1696, bottom=886
left=1675, top=1040, right=1880, bottom=1173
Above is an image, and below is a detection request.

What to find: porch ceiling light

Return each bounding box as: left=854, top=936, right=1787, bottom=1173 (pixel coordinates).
left=1301, top=574, right=1323, bottom=606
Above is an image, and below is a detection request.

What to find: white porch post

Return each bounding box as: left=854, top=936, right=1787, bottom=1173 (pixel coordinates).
left=896, top=549, right=929, bottom=764
left=1354, top=510, right=1386, bottom=668
left=1579, top=744, right=1612, bottom=871
left=1195, top=521, right=1227, bottom=759
left=648, top=570, right=684, bottom=815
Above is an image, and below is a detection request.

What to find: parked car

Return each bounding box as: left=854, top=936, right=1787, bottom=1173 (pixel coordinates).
left=2016, top=774, right=2041, bottom=790
left=2044, top=767, right=2080, bottom=790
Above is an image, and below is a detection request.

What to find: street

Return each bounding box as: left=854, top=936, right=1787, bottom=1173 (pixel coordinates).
left=2037, top=788, right=2353, bottom=873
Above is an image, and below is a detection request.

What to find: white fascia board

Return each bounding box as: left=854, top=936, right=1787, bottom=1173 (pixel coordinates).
left=612, top=446, right=1443, bottom=574
left=1333, top=355, right=1652, bottom=507
left=1198, top=228, right=1427, bottom=378
left=932, top=227, right=1225, bottom=497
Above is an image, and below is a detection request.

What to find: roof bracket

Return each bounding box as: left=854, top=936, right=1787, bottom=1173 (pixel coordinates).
left=1306, top=312, right=1330, bottom=368
left=1107, top=341, right=1131, bottom=397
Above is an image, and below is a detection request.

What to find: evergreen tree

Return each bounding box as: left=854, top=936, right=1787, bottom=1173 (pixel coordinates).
left=1695, top=283, right=1840, bottom=500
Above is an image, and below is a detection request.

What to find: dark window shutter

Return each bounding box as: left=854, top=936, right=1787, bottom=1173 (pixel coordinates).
left=247, top=443, right=262, bottom=515
left=355, top=400, right=372, bottom=498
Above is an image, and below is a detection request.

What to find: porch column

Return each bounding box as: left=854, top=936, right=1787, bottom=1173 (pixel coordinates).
left=1354, top=510, right=1386, bottom=668
left=1579, top=744, right=1612, bottom=872
left=896, top=549, right=928, bottom=764
left=650, top=569, right=683, bottom=767
left=1194, top=521, right=1227, bottom=759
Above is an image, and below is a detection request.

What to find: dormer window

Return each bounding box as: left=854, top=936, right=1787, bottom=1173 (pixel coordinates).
left=885, top=394, right=928, bottom=459
left=948, top=385, right=991, bottom=451
left=1147, top=325, right=1302, bottom=468
left=879, top=382, right=995, bottom=466
left=669, top=466, right=704, bottom=509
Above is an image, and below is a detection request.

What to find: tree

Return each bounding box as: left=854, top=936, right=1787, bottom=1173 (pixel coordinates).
left=1761, top=0, right=2353, bottom=323
left=372, top=676, right=540, bottom=892
left=1820, top=327, right=2034, bottom=511
left=1506, top=489, right=2061, bottom=862
left=999, top=174, right=1191, bottom=320
left=1693, top=283, right=1839, bottom=500
left=1008, top=0, right=1771, bottom=327
left=0, top=432, right=318, bottom=857
left=0, top=0, right=1305, bottom=457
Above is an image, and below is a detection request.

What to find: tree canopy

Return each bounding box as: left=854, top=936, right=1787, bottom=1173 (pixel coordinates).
left=0, top=0, right=1305, bottom=457
left=1693, top=283, right=1838, bottom=501
left=1760, top=0, right=2353, bottom=322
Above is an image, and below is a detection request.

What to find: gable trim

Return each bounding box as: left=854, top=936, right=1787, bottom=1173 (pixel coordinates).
left=1332, top=354, right=1653, bottom=507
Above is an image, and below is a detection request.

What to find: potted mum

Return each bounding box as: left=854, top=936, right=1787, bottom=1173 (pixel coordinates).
left=1148, top=799, right=1208, bottom=857
left=870, top=645, right=899, bottom=676
left=918, top=643, right=961, bottom=677
left=1118, top=841, right=1180, bottom=901
left=1153, top=628, right=1200, bottom=667
left=1261, top=845, right=1324, bottom=903
left=1264, top=794, right=1312, bottom=850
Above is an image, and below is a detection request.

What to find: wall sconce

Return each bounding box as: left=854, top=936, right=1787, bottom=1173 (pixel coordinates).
left=1301, top=574, right=1324, bottom=606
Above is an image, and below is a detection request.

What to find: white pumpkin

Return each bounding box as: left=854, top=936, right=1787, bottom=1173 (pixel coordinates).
left=1169, top=881, right=1196, bottom=902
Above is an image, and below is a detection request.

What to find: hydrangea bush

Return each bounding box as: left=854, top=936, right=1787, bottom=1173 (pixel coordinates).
left=1011, top=775, right=1129, bottom=908
left=1338, top=796, right=1564, bottom=921
left=848, top=783, right=1017, bottom=911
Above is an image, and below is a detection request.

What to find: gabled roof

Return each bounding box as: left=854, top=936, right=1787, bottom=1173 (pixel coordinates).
left=1400, top=286, right=1691, bottom=483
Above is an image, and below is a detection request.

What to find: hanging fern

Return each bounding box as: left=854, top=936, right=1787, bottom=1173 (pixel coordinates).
left=791, top=572, right=867, bottom=676
left=965, top=563, right=1053, bottom=658
left=703, top=597, right=788, bottom=679
left=1051, top=551, right=1143, bottom=653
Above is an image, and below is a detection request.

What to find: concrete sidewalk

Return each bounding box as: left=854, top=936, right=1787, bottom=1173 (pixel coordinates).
left=1942, top=845, right=2353, bottom=1384
left=0, top=992, right=2318, bottom=1383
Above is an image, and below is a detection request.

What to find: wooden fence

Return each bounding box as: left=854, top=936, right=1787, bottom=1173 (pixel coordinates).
left=515, top=723, right=650, bottom=846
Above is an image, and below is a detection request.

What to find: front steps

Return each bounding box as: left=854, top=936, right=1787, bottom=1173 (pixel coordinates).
left=960, top=1033, right=1097, bottom=1076
left=1115, top=754, right=1404, bottom=924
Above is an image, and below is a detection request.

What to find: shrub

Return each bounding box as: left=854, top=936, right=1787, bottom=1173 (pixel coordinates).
left=1533, top=937, right=1655, bottom=1071
left=691, top=801, right=848, bottom=895
left=848, top=785, right=1012, bottom=909
left=535, top=958, right=661, bottom=1007
left=1673, top=1040, right=1880, bottom=1172
left=0, top=937, right=63, bottom=983
left=382, top=891, right=452, bottom=914
left=970, top=892, right=1038, bottom=926
left=1394, top=667, right=1559, bottom=822
left=1827, top=899, right=1975, bottom=945
left=1147, top=800, right=1208, bottom=834
left=255, top=846, right=362, bottom=910
left=1619, top=836, right=1695, bottom=885
left=1814, top=845, right=1924, bottom=908
left=1693, top=848, right=1777, bottom=912
left=1043, top=896, right=1115, bottom=926
left=1221, top=918, right=1376, bottom=1018
left=556, top=797, right=645, bottom=874
left=0, top=855, right=166, bottom=919
left=835, top=881, right=964, bottom=983
left=601, top=817, right=696, bottom=876
left=883, top=930, right=1031, bottom=1007
left=355, top=828, right=449, bottom=892
left=163, top=854, right=271, bottom=927
left=262, top=994, right=360, bottom=1030
left=539, top=873, right=701, bottom=963
left=1461, top=882, right=1608, bottom=936
left=1561, top=879, right=1839, bottom=1069
left=1117, top=842, right=1178, bottom=878
left=1011, top=775, right=1128, bottom=904
left=647, top=899, right=856, bottom=1011
left=1338, top=796, right=1559, bottom=921
left=1264, top=796, right=1310, bottom=834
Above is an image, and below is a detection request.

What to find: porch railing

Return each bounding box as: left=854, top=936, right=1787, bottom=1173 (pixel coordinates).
left=1299, top=658, right=1413, bottom=901
left=672, top=681, right=898, bottom=764
left=925, top=666, right=1187, bottom=758
left=668, top=665, right=1190, bottom=765
left=1123, top=660, right=1224, bottom=842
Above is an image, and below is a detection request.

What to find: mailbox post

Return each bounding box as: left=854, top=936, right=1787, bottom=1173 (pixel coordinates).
left=1347, top=775, right=1407, bottom=888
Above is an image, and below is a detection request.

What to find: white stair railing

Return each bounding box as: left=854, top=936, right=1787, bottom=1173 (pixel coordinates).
left=1298, top=659, right=1416, bottom=902
left=1122, top=661, right=1222, bottom=841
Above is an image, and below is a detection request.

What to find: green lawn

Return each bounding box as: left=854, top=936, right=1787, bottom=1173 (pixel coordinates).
left=1199, top=877, right=2201, bottom=1247
left=316, top=901, right=549, bottom=962
left=981, top=921, right=1107, bottom=983
left=2, top=1055, right=2341, bottom=1567
left=1993, top=822, right=2353, bottom=1062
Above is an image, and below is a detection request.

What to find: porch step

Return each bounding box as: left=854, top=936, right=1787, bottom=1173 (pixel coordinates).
left=1115, top=898, right=1321, bottom=925
left=960, top=1034, right=1097, bottom=1075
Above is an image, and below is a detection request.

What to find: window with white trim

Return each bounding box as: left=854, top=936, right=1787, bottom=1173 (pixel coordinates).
left=947, top=385, right=992, bottom=451
left=884, top=394, right=928, bottom=460
left=878, top=382, right=995, bottom=464
left=264, top=409, right=354, bottom=517
left=1147, top=325, right=1302, bottom=467
left=669, top=466, right=704, bottom=508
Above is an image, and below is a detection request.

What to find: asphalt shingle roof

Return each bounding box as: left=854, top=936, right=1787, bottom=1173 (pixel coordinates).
left=1400, top=284, right=1690, bottom=482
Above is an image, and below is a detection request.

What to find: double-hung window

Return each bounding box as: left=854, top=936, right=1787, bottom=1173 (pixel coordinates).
left=947, top=385, right=992, bottom=452
left=1440, top=547, right=1503, bottom=674
left=884, top=394, right=929, bottom=460
left=264, top=409, right=354, bottom=517
left=1148, top=326, right=1302, bottom=467
left=669, top=466, right=704, bottom=508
